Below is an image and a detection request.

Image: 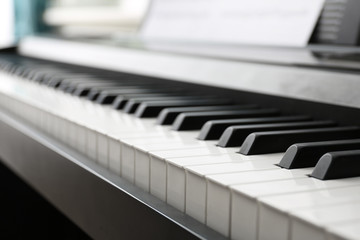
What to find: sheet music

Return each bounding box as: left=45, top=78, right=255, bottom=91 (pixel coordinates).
left=142, top=0, right=325, bottom=47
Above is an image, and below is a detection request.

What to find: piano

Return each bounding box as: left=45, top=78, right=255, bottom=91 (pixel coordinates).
left=1, top=1, right=360, bottom=240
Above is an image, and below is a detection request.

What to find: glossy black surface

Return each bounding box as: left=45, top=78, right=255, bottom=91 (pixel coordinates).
left=197, top=115, right=311, bottom=140
left=311, top=150, right=360, bottom=180
left=240, top=126, right=360, bottom=155
left=279, top=139, right=360, bottom=169
left=217, top=120, right=336, bottom=147
left=172, top=108, right=278, bottom=131
left=157, top=105, right=248, bottom=126
left=135, top=98, right=232, bottom=118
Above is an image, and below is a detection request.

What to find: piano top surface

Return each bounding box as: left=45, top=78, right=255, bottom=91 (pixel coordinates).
left=38, top=34, right=360, bottom=72
left=17, top=35, right=360, bottom=112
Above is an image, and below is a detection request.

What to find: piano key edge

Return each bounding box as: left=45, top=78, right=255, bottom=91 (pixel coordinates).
left=0, top=109, right=226, bottom=240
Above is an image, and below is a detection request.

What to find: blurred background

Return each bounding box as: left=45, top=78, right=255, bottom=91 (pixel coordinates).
left=1, top=0, right=356, bottom=50
left=0, top=0, right=150, bottom=48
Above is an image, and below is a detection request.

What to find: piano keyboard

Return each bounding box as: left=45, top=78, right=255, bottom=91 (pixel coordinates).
left=0, top=53, right=360, bottom=240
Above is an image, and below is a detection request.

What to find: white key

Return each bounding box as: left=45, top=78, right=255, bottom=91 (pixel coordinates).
left=97, top=132, right=109, bottom=167
left=77, top=124, right=87, bottom=155
left=206, top=166, right=311, bottom=237
left=184, top=157, right=281, bottom=225
left=100, top=132, right=164, bottom=178
left=150, top=147, right=238, bottom=201
left=134, top=141, right=209, bottom=191
left=86, top=128, right=98, bottom=161
left=166, top=154, right=249, bottom=212
left=326, top=219, right=360, bottom=240
left=290, top=201, right=360, bottom=240
left=132, top=138, right=230, bottom=191
left=231, top=177, right=360, bottom=240
left=108, top=137, right=121, bottom=175
left=261, top=184, right=360, bottom=240
left=120, top=135, right=199, bottom=183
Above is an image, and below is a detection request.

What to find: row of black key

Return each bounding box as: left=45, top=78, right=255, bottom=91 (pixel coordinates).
left=1, top=55, right=360, bottom=180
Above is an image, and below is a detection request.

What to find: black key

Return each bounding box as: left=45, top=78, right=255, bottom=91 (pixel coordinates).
left=172, top=108, right=279, bottom=131
left=4, top=63, right=18, bottom=73
left=156, top=105, right=252, bottom=125
left=30, top=70, right=64, bottom=83
left=72, top=82, right=125, bottom=94
left=0, top=62, right=12, bottom=72
left=17, top=67, right=47, bottom=81
left=58, top=78, right=117, bottom=92
left=135, top=99, right=233, bottom=118
left=112, top=93, right=174, bottom=110
left=17, top=67, right=38, bottom=79
left=87, top=86, right=148, bottom=101
left=66, top=78, right=144, bottom=93
left=57, top=78, right=96, bottom=91
left=13, top=67, right=33, bottom=79
left=123, top=96, right=202, bottom=114
left=5, top=65, right=17, bottom=74
left=239, top=126, right=360, bottom=155
left=96, top=88, right=167, bottom=105
left=46, top=76, right=80, bottom=88
left=218, top=120, right=336, bottom=147
left=66, top=81, right=127, bottom=94
left=311, top=150, right=360, bottom=180
left=198, top=115, right=312, bottom=140
left=96, top=86, right=185, bottom=105
left=278, top=139, right=360, bottom=169
left=7, top=65, right=19, bottom=74
left=42, top=74, right=90, bottom=85
left=12, top=65, right=26, bottom=76
left=50, top=77, right=106, bottom=89
left=72, top=81, right=128, bottom=96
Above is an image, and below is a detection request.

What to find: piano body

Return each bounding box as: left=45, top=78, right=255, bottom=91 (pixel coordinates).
left=1, top=1, right=360, bottom=240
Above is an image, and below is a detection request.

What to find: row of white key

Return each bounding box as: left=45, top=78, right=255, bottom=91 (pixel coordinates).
left=1, top=72, right=360, bottom=240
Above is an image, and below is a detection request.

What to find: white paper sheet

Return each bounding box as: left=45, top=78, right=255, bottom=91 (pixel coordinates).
left=0, top=0, right=15, bottom=49
left=142, top=0, right=324, bottom=47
